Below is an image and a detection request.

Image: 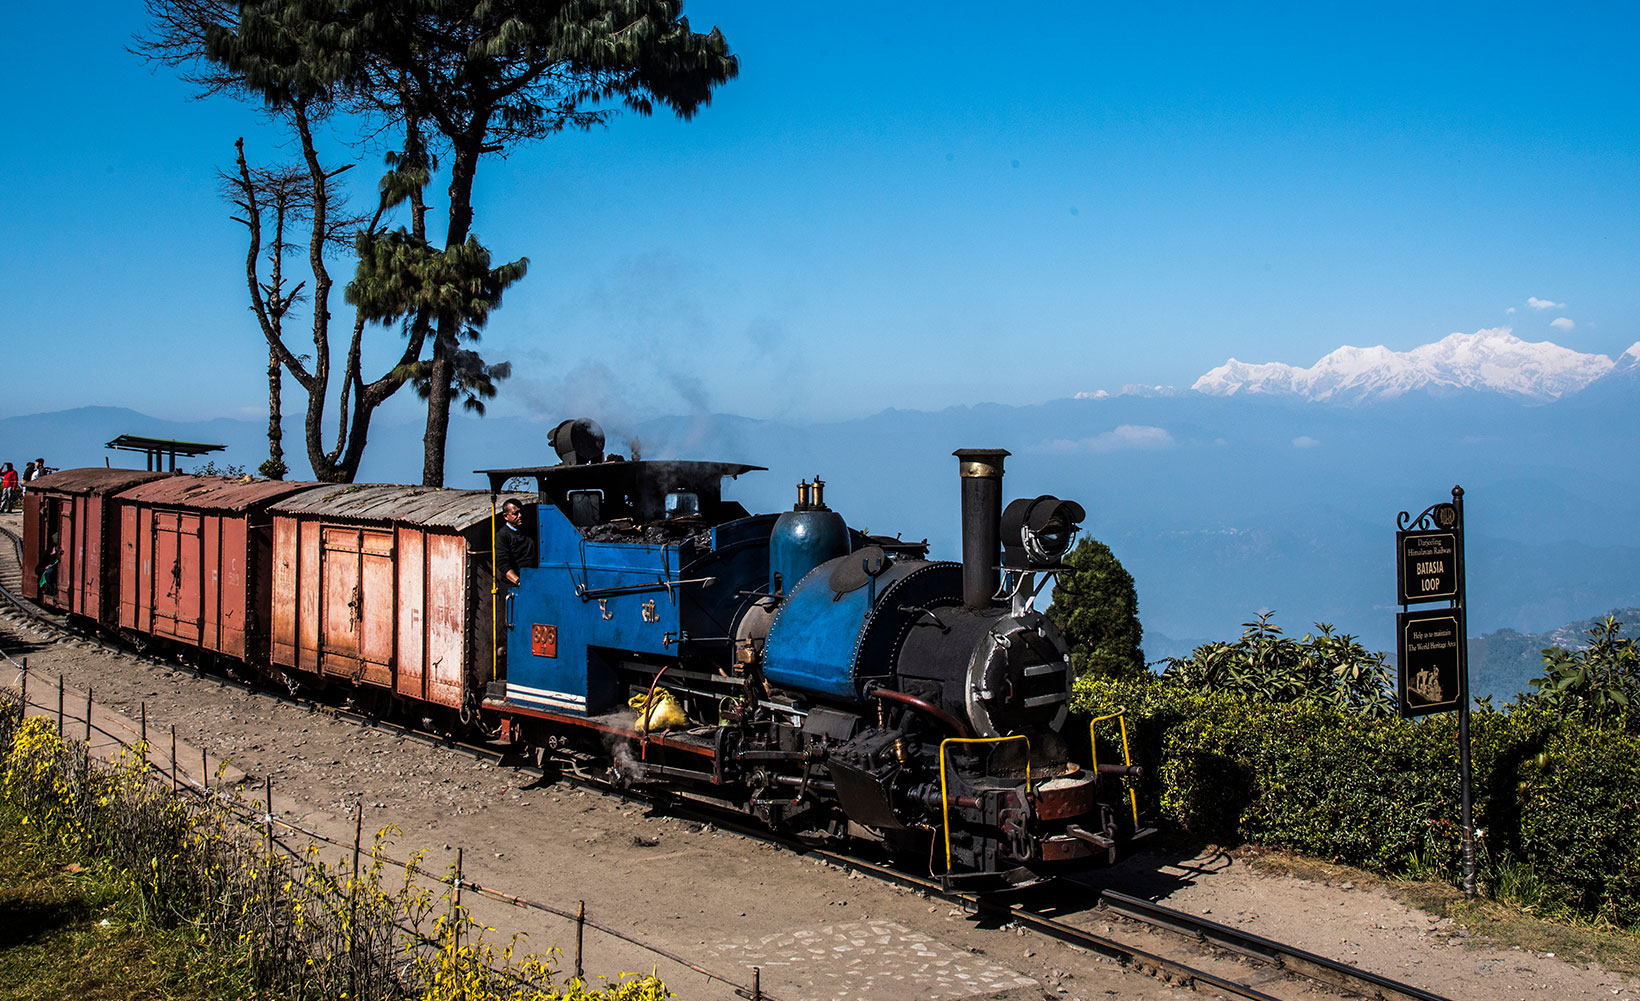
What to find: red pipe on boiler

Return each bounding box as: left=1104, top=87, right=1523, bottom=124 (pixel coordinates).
left=869, top=687, right=972, bottom=739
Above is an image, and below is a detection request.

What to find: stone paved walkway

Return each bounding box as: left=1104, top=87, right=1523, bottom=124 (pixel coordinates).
left=716, top=920, right=1040, bottom=1000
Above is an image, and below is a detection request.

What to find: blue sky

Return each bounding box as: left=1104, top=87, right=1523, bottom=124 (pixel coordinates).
left=2, top=1, right=1635, bottom=425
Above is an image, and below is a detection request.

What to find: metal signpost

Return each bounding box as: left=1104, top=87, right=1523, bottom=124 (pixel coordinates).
left=1395, top=487, right=1474, bottom=897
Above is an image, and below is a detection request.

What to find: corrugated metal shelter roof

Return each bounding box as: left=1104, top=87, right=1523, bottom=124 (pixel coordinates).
left=118, top=476, right=320, bottom=512
left=30, top=468, right=169, bottom=495
left=269, top=485, right=498, bottom=530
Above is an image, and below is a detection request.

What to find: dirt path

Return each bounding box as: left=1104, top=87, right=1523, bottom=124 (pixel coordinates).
left=2, top=511, right=1637, bottom=1001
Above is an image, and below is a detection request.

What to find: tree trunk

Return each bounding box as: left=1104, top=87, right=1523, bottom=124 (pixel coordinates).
left=292, top=103, right=341, bottom=483
left=421, top=336, right=456, bottom=487
left=420, top=132, right=484, bottom=487
left=266, top=345, right=284, bottom=477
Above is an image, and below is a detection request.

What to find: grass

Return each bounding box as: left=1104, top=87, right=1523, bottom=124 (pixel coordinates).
left=1236, top=844, right=1640, bottom=978
left=0, top=806, right=256, bottom=1001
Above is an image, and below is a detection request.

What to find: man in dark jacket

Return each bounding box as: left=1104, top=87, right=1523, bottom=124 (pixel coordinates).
left=495, top=498, right=537, bottom=587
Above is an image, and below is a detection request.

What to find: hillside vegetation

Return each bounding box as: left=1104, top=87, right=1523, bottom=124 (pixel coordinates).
left=1471, top=608, right=1640, bottom=701
left=1078, top=614, right=1640, bottom=929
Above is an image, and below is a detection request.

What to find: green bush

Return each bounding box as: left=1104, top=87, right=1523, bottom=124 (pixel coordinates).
left=1530, top=615, right=1640, bottom=728
left=1511, top=718, right=1640, bottom=925
left=1073, top=674, right=1640, bottom=926
left=1159, top=613, right=1396, bottom=719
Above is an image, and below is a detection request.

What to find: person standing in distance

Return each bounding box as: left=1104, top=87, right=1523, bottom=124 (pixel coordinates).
left=0, top=463, right=17, bottom=513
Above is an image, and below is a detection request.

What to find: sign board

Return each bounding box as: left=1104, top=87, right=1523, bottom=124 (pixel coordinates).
left=1397, top=530, right=1458, bottom=604
left=1398, top=607, right=1464, bottom=716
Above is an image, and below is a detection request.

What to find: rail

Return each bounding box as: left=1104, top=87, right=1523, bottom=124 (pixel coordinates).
left=792, top=847, right=1299, bottom=1000
left=1099, top=890, right=1452, bottom=1001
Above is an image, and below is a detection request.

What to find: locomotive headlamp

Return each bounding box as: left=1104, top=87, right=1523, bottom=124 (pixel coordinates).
left=1001, top=495, right=1086, bottom=569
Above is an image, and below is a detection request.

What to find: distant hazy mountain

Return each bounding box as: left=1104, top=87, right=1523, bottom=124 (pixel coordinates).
left=1470, top=609, right=1640, bottom=702
left=7, top=357, right=1638, bottom=659
left=1191, top=329, right=1635, bottom=402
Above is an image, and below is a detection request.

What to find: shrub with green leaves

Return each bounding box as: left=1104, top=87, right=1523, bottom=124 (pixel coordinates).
left=1530, top=615, right=1639, bottom=729
left=1074, top=672, right=1640, bottom=925
left=1159, top=612, right=1395, bottom=719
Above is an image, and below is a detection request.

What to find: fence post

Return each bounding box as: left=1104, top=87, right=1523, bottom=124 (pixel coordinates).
left=753, top=966, right=762, bottom=1001
left=262, top=775, right=274, bottom=977
left=452, top=846, right=464, bottom=999
left=575, top=900, right=585, bottom=982
left=140, top=702, right=147, bottom=748
left=57, top=675, right=63, bottom=736
left=83, top=687, right=93, bottom=778
left=202, top=746, right=209, bottom=792
left=350, top=802, right=362, bottom=1001
left=171, top=725, right=178, bottom=793
left=17, top=658, right=26, bottom=723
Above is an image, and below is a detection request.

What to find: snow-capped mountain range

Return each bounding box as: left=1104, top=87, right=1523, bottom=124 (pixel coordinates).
left=1190, top=329, right=1640, bottom=402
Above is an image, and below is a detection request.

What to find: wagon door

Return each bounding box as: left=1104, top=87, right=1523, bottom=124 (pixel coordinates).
left=320, top=526, right=363, bottom=675
left=319, top=525, right=395, bottom=688
left=50, top=502, right=75, bottom=611
left=152, top=511, right=204, bottom=644
left=358, top=529, right=396, bottom=688
left=118, top=504, right=141, bottom=631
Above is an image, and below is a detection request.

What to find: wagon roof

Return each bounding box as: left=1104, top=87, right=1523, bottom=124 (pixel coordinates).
left=118, top=476, right=320, bottom=512
left=30, top=468, right=170, bottom=495
left=268, top=485, right=497, bottom=529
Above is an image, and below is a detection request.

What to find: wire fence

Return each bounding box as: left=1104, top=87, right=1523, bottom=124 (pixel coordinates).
left=0, top=655, right=781, bottom=1001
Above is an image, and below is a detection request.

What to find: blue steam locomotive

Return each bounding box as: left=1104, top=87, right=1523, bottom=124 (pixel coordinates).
left=479, top=419, right=1146, bottom=885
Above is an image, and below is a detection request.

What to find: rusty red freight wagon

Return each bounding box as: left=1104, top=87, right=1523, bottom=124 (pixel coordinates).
left=23, top=468, right=168, bottom=621
left=113, top=476, right=318, bottom=662
left=266, top=486, right=513, bottom=710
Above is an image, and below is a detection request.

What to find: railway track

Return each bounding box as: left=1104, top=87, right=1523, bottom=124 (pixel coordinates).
left=0, top=524, right=1452, bottom=1001
left=0, top=524, right=97, bottom=644
left=777, top=843, right=1453, bottom=1001
left=0, top=525, right=41, bottom=620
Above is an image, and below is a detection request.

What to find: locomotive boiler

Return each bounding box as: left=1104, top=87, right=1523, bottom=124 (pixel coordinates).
left=482, top=422, right=1146, bottom=885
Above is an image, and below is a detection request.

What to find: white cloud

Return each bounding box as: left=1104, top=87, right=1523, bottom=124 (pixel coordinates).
left=1528, top=296, right=1565, bottom=310
left=1505, top=306, right=1516, bottom=315
left=1073, top=390, right=1110, bottom=400
left=1551, top=317, right=1575, bottom=331
left=1292, top=436, right=1321, bottom=448
left=1036, top=425, right=1175, bottom=454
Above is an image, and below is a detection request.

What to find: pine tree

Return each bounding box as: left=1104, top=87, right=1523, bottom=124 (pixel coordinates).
left=1045, top=538, right=1146, bottom=679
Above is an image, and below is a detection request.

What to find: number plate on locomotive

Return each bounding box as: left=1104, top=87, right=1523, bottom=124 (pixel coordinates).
left=531, top=624, right=558, bottom=658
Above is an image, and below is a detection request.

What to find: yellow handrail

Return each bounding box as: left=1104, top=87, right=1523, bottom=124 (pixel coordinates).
left=490, top=497, right=498, bottom=682
left=938, top=735, right=1030, bottom=873
left=1089, top=709, right=1139, bottom=828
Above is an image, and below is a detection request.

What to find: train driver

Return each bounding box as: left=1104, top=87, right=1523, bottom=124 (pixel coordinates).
left=495, top=498, right=538, bottom=588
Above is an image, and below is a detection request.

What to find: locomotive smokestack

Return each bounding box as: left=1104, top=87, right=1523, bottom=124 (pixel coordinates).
left=954, top=448, right=1009, bottom=609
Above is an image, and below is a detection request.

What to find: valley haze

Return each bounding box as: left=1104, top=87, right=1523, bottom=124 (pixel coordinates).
left=8, top=330, right=1636, bottom=698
